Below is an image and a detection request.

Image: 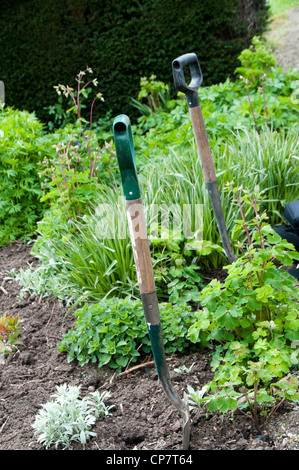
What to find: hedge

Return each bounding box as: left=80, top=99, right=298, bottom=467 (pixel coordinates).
left=0, top=0, right=269, bottom=123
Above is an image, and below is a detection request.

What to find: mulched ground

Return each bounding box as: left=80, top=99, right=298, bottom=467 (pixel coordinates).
left=0, top=242, right=298, bottom=452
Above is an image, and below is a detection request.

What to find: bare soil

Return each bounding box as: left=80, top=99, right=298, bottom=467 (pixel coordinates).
left=0, top=242, right=298, bottom=452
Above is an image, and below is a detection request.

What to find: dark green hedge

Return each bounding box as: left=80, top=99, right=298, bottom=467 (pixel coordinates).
left=0, top=0, right=269, bottom=124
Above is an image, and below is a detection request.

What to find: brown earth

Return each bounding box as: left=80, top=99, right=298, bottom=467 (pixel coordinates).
left=0, top=242, right=298, bottom=452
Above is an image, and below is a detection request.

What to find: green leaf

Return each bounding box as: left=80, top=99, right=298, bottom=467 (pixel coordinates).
left=256, top=285, right=273, bottom=302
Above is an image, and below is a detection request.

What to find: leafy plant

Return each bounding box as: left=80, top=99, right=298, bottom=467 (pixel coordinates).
left=8, top=263, right=70, bottom=304
left=150, top=232, right=206, bottom=304
left=132, top=37, right=299, bottom=168
left=188, top=372, right=298, bottom=432
left=143, top=126, right=299, bottom=269
left=38, top=68, right=118, bottom=222
left=31, top=188, right=137, bottom=304
left=187, top=187, right=299, bottom=430
left=174, top=362, right=195, bottom=375
left=0, top=107, right=47, bottom=245
left=32, top=384, right=113, bottom=449
left=0, top=312, right=21, bottom=354
left=235, top=36, right=277, bottom=87
left=131, top=75, right=176, bottom=133
left=58, top=297, right=201, bottom=371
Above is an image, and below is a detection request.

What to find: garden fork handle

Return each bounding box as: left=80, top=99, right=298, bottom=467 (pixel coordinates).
left=172, top=54, right=236, bottom=263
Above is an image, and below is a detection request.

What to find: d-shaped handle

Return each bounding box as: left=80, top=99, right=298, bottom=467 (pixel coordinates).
left=172, top=53, right=203, bottom=108
left=113, top=114, right=140, bottom=200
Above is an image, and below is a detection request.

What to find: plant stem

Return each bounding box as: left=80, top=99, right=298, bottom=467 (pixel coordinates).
left=235, top=188, right=252, bottom=247
left=245, top=84, right=259, bottom=133
left=261, top=75, right=269, bottom=128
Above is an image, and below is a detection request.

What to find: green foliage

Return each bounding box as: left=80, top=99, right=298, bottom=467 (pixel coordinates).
left=0, top=107, right=46, bottom=245
left=58, top=297, right=200, bottom=371
left=188, top=373, right=298, bottom=430
left=32, top=384, right=113, bottom=449
left=30, top=190, right=136, bottom=304
left=131, top=75, right=171, bottom=117
left=132, top=45, right=299, bottom=164
left=235, top=36, right=277, bottom=86
left=8, top=262, right=69, bottom=304
left=187, top=189, right=299, bottom=429
left=150, top=233, right=206, bottom=304
left=143, top=127, right=299, bottom=268
left=0, top=0, right=269, bottom=123
left=38, top=69, right=118, bottom=221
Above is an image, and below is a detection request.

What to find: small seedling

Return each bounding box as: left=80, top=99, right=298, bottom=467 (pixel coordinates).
left=0, top=312, right=21, bottom=354
left=174, top=363, right=195, bottom=375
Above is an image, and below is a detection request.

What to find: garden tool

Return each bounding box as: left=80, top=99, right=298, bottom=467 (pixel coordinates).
left=172, top=53, right=236, bottom=263
left=113, top=114, right=191, bottom=450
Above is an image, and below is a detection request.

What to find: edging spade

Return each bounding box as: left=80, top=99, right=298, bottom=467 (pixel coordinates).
left=172, top=53, right=236, bottom=263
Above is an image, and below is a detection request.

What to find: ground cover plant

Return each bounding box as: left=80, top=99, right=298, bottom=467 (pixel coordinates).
left=32, top=384, right=113, bottom=449
left=58, top=298, right=200, bottom=371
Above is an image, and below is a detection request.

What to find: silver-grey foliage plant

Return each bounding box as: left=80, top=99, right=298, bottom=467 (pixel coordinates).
left=32, top=383, right=113, bottom=449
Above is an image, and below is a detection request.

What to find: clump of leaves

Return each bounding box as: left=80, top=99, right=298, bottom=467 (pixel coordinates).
left=150, top=228, right=207, bottom=304
left=188, top=187, right=299, bottom=431
left=131, top=74, right=170, bottom=117
left=235, top=36, right=277, bottom=87
left=0, top=107, right=46, bottom=246
left=0, top=312, right=21, bottom=355
left=58, top=297, right=200, bottom=371
left=32, top=384, right=113, bottom=449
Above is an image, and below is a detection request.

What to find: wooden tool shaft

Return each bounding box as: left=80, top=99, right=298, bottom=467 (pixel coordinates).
left=189, top=105, right=236, bottom=263
left=189, top=105, right=217, bottom=184
left=125, top=198, right=156, bottom=295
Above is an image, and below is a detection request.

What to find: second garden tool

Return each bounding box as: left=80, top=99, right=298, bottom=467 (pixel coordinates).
left=113, top=114, right=191, bottom=450
left=172, top=53, right=236, bottom=263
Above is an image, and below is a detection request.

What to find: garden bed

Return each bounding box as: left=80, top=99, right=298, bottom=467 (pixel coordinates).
left=0, top=242, right=298, bottom=451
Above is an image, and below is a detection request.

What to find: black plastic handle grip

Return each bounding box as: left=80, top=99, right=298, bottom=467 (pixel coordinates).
left=172, top=53, right=203, bottom=108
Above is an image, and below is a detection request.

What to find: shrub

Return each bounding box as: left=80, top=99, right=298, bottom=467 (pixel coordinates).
left=0, top=0, right=269, bottom=123
left=187, top=188, right=299, bottom=430
left=58, top=297, right=201, bottom=371
left=0, top=106, right=46, bottom=245
left=38, top=69, right=119, bottom=221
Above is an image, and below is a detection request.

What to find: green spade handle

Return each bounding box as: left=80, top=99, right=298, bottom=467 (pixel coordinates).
left=113, top=114, right=140, bottom=201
